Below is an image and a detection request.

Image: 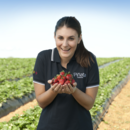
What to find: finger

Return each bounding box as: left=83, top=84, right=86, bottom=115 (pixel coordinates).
left=65, top=85, right=71, bottom=94
left=63, top=84, right=69, bottom=94
left=57, top=84, right=62, bottom=92
left=68, top=83, right=72, bottom=89
left=48, top=80, right=52, bottom=84
left=63, top=84, right=67, bottom=93
left=54, top=83, right=61, bottom=92
left=73, top=82, right=77, bottom=87
left=62, top=86, right=65, bottom=93
left=68, top=83, right=73, bottom=92
left=58, top=85, right=62, bottom=93
left=51, top=83, right=58, bottom=90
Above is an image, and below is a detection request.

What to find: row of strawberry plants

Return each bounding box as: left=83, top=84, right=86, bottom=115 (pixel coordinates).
left=0, top=58, right=122, bottom=105
left=90, top=58, right=130, bottom=120
left=96, top=57, right=122, bottom=66
left=0, top=58, right=121, bottom=83
left=0, top=68, right=33, bottom=82
left=0, top=58, right=35, bottom=83
left=0, top=57, right=120, bottom=72
left=0, top=58, right=35, bottom=71
left=0, top=57, right=120, bottom=67
left=0, top=58, right=130, bottom=129
left=0, top=77, right=34, bottom=106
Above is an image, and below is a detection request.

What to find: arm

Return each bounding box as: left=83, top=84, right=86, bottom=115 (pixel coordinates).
left=34, top=83, right=57, bottom=109
left=63, top=52, right=99, bottom=110
left=34, top=81, right=62, bottom=109
left=71, top=86, right=98, bottom=111
left=33, top=53, right=60, bottom=109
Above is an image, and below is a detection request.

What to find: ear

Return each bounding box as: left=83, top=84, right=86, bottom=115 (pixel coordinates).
left=78, top=34, right=82, bottom=44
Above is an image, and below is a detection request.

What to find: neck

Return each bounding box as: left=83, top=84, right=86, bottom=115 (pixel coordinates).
left=61, top=58, right=70, bottom=66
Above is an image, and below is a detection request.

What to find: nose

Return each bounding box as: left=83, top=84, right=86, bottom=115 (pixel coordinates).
left=62, top=39, right=68, bottom=47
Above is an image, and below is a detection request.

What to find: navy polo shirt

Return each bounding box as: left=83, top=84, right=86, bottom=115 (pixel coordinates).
left=33, top=47, right=99, bottom=130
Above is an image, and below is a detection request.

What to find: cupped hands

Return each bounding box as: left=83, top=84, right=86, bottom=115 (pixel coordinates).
left=48, top=80, right=77, bottom=94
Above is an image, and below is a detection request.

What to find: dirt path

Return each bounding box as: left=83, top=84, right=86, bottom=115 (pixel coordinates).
left=0, top=99, right=38, bottom=122
left=0, top=80, right=130, bottom=130
left=97, top=80, right=130, bottom=130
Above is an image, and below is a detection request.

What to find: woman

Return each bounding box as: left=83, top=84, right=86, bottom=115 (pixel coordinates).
left=33, top=16, right=99, bottom=130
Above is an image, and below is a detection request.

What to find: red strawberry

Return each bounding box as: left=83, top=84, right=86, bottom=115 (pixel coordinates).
left=66, top=72, right=73, bottom=80
left=51, top=70, right=76, bottom=87
left=71, top=79, right=75, bottom=86
left=60, top=70, right=65, bottom=76
left=62, top=75, right=66, bottom=81
left=64, top=80, right=71, bottom=85
left=52, top=77, right=58, bottom=83
left=57, top=74, right=61, bottom=80
left=59, top=79, right=65, bottom=85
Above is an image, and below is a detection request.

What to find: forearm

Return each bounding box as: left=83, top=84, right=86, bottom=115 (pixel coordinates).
left=37, top=88, right=58, bottom=109
left=72, top=88, right=94, bottom=111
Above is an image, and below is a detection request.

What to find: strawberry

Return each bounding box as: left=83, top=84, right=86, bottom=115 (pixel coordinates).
left=60, top=70, right=65, bottom=76
left=71, top=79, right=75, bottom=85
left=66, top=72, right=73, bottom=80
left=59, top=79, right=65, bottom=85
left=56, top=74, right=61, bottom=80
left=52, top=77, right=58, bottom=83
left=62, top=75, right=66, bottom=81
left=51, top=70, right=76, bottom=87
left=64, top=80, right=71, bottom=85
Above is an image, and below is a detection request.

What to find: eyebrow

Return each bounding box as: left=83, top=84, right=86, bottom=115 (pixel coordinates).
left=58, top=35, right=75, bottom=37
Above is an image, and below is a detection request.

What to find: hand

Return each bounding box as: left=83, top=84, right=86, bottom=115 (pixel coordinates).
left=48, top=80, right=63, bottom=94
left=62, top=82, right=77, bottom=94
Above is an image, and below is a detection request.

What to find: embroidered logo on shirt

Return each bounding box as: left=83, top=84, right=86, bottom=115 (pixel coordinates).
left=33, top=70, right=37, bottom=75
left=73, top=72, right=86, bottom=78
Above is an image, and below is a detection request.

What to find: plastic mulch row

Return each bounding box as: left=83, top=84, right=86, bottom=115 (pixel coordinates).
left=0, top=59, right=122, bottom=84
left=0, top=75, right=32, bottom=84
left=98, top=59, right=122, bottom=69
left=0, top=92, right=35, bottom=118
left=92, top=71, right=130, bottom=130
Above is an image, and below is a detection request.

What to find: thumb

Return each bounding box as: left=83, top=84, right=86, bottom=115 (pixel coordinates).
left=48, top=80, right=52, bottom=84
left=73, top=82, right=77, bottom=87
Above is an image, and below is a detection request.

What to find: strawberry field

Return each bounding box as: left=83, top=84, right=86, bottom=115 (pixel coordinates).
left=0, top=57, right=130, bottom=130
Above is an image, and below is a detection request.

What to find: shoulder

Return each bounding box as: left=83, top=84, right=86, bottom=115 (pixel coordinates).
left=89, top=51, right=97, bottom=62
left=38, top=49, right=52, bottom=60
left=89, top=51, right=96, bottom=58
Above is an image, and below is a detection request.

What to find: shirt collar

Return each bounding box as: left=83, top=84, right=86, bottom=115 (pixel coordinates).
left=51, top=47, right=76, bottom=63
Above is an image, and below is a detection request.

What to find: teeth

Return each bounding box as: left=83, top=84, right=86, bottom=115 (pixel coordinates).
left=61, top=48, right=70, bottom=51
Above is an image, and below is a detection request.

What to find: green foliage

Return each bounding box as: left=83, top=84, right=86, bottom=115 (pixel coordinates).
left=0, top=77, right=34, bottom=105
left=0, top=57, right=130, bottom=129
left=0, top=106, right=41, bottom=130
left=90, top=58, right=130, bottom=120
left=0, top=58, right=35, bottom=82
left=96, top=57, right=122, bottom=66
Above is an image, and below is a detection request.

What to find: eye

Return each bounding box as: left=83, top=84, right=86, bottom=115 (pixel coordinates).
left=58, top=37, right=74, bottom=40
left=58, top=37, right=63, bottom=39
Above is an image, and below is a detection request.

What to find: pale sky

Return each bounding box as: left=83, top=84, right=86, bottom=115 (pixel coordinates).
left=0, top=0, right=130, bottom=58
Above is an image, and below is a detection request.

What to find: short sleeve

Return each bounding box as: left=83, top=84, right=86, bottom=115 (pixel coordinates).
left=33, top=52, right=46, bottom=86
left=86, top=53, right=100, bottom=88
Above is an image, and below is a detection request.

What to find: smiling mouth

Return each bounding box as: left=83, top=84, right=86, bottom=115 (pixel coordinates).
left=61, top=48, right=71, bottom=51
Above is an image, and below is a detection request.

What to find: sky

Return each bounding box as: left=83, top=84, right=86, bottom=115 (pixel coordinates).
left=0, top=0, right=130, bottom=58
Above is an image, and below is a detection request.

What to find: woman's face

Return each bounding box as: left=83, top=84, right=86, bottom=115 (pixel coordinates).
left=54, top=26, right=82, bottom=63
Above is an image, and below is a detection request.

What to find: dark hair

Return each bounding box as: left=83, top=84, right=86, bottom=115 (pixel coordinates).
left=54, top=16, right=94, bottom=68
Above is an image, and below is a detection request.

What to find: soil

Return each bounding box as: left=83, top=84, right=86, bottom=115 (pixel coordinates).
left=0, top=80, right=130, bottom=130
left=0, top=99, right=38, bottom=122
left=97, top=80, right=130, bottom=130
